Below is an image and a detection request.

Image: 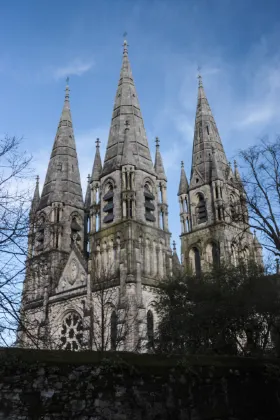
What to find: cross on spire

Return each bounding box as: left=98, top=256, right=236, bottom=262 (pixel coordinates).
left=123, top=32, right=129, bottom=54
left=96, top=138, right=100, bottom=148
left=155, top=137, right=160, bottom=147
left=173, top=240, right=176, bottom=251
left=181, top=161, right=184, bottom=168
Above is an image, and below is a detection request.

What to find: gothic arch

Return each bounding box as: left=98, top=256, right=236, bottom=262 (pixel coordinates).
left=195, top=192, right=207, bottom=224
left=205, top=241, right=220, bottom=266
left=110, top=310, right=118, bottom=350
left=102, top=177, right=116, bottom=191
left=142, top=176, right=155, bottom=190
left=231, top=242, right=238, bottom=266
left=147, top=309, right=154, bottom=350
left=189, top=246, right=201, bottom=275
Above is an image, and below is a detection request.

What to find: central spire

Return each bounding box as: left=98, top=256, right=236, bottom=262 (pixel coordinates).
left=102, top=39, right=154, bottom=176
left=190, top=74, right=228, bottom=188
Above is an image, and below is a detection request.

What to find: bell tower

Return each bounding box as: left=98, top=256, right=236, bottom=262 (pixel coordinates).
left=179, top=75, right=262, bottom=273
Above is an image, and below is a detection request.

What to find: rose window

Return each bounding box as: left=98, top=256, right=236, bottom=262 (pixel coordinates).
left=60, top=312, right=83, bottom=350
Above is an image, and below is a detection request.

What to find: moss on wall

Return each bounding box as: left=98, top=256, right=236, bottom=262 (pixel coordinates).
left=0, top=348, right=280, bottom=419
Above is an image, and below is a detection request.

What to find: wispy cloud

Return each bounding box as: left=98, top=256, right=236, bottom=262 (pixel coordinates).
left=52, top=59, right=94, bottom=80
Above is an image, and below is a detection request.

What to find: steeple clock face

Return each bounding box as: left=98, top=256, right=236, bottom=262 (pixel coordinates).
left=69, top=259, right=78, bottom=285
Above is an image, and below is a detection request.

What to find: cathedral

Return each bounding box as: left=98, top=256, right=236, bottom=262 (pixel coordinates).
left=18, top=40, right=262, bottom=351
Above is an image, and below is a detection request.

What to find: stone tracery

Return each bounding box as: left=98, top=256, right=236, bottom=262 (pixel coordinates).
left=60, top=312, right=84, bottom=350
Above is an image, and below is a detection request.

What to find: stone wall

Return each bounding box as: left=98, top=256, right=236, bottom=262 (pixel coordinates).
left=0, top=348, right=280, bottom=419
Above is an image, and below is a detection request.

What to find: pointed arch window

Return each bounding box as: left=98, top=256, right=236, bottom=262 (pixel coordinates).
left=196, top=194, right=207, bottom=224
left=147, top=310, right=154, bottom=350
left=144, top=183, right=156, bottom=222
left=111, top=310, right=118, bottom=350
left=206, top=242, right=220, bottom=266
left=189, top=247, right=201, bottom=276
left=36, top=215, right=45, bottom=252
left=103, top=183, right=114, bottom=223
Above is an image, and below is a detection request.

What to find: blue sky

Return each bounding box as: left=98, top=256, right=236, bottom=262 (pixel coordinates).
left=1, top=0, right=280, bottom=248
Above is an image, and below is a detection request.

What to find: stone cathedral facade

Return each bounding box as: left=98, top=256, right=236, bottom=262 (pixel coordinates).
left=18, top=41, right=262, bottom=351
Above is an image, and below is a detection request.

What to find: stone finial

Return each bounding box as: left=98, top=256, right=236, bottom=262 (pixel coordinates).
left=172, top=240, right=176, bottom=252
left=96, top=138, right=100, bottom=148
left=155, top=137, right=160, bottom=148
left=123, top=34, right=129, bottom=55
left=181, top=161, right=184, bottom=168
left=65, top=77, right=70, bottom=100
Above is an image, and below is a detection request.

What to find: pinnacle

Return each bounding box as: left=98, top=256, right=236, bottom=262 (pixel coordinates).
left=178, top=161, right=189, bottom=195
left=91, top=138, right=103, bottom=181
left=154, top=137, right=167, bottom=181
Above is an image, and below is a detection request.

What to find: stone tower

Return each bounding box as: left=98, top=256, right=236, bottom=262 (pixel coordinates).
left=19, top=41, right=172, bottom=352
left=87, top=40, right=172, bottom=351
left=178, top=75, right=262, bottom=273
left=18, top=82, right=87, bottom=348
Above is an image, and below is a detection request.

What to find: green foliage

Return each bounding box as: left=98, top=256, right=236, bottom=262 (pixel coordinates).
left=154, top=262, right=280, bottom=356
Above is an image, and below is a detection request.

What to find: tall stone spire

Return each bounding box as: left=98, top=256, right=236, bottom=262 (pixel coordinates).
left=91, top=138, right=103, bottom=181
left=38, top=81, right=83, bottom=210
left=190, top=74, right=228, bottom=187
left=178, top=161, right=189, bottom=195
left=102, top=39, right=154, bottom=176
left=154, top=137, right=167, bottom=181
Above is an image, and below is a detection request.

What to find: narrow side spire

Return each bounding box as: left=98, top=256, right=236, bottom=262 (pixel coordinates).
left=38, top=80, right=83, bottom=210
left=190, top=74, right=228, bottom=187
left=154, top=137, right=167, bottom=181
left=31, top=175, right=40, bottom=214
left=178, top=161, right=189, bottom=195
left=102, top=39, right=154, bottom=176
left=172, top=240, right=181, bottom=274
left=85, top=174, right=91, bottom=210
left=92, top=138, right=103, bottom=181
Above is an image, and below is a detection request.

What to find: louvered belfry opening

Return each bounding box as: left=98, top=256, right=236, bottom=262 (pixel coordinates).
left=103, top=184, right=114, bottom=223
left=196, top=194, right=207, bottom=224
left=144, top=184, right=156, bottom=222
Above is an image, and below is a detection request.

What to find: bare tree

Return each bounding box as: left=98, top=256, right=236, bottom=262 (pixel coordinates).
left=88, top=266, right=143, bottom=353
left=238, top=137, right=280, bottom=257
left=0, top=136, right=32, bottom=345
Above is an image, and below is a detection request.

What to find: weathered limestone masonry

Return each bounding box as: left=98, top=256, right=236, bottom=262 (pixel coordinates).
left=19, top=40, right=172, bottom=351
left=0, top=348, right=280, bottom=419
left=18, top=40, right=263, bottom=352
left=178, top=75, right=263, bottom=273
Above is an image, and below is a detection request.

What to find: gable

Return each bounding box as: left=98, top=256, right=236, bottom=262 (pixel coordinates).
left=56, top=249, right=87, bottom=293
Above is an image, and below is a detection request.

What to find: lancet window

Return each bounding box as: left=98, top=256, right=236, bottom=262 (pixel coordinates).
left=144, top=183, right=156, bottom=222
left=147, top=310, right=154, bottom=350
left=196, top=193, right=207, bottom=224
left=189, top=247, right=201, bottom=276
left=103, top=183, right=114, bottom=223
left=111, top=311, right=118, bottom=350
left=36, top=215, right=45, bottom=252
